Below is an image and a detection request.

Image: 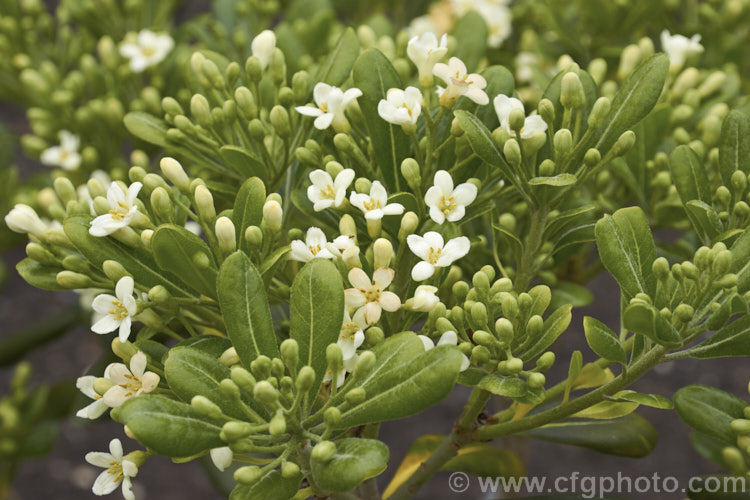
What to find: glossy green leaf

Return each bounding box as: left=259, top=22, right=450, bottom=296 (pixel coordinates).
left=16, top=258, right=64, bottom=291
left=311, top=438, right=388, bottom=493
left=337, top=345, right=463, bottom=428
left=477, top=374, right=545, bottom=405
left=524, top=413, right=658, bottom=457
left=151, top=224, right=218, bottom=299
left=230, top=470, right=301, bottom=500
left=719, top=110, right=750, bottom=189
left=232, top=177, right=266, bottom=253
left=669, top=145, right=711, bottom=204
left=219, top=146, right=267, bottom=180
left=550, top=281, right=594, bottom=310
left=289, top=259, right=344, bottom=397
left=119, top=395, right=223, bottom=457
left=451, top=11, right=488, bottom=72
left=674, top=385, right=747, bottom=444
left=352, top=48, right=409, bottom=191
left=521, top=305, right=573, bottom=360
left=124, top=111, right=168, bottom=147
left=610, top=390, right=673, bottom=409
left=64, top=215, right=194, bottom=297
left=573, top=400, right=639, bottom=419
left=583, top=317, right=626, bottom=365
left=563, top=350, right=583, bottom=403
left=692, top=315, right=750, bottom=359
left=623, top=301, right=681, bottom=347
left=175, top=335, right=232, bottom=358
left=217, top=251, right=279, bottom=366
left=529, top=174, right=577, bottom=187
left=314, top=27, right=359, bottom=86
left=685, top=200, right=723, bottom=245
left=594, top=207, right=657, bottom=300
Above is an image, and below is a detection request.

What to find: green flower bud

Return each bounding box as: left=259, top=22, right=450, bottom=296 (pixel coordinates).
left=231, top=367, right=256, bottom=392
left=681, top=261, right=700, bottom=281
left=401, top=158, right=421, bottom=192
left=716, top=186, right=732, bottom=207
left=491, top=278, right=513, bottom=295
left=162, top=97, right=184, bottom=116
left=494, top=318, right=514, bottom=344
left=215, top=217, right=236, bottom=253
left=499, top=293, right=519, bottom=321
left=587, top=97, right=611, bottom=129
left=345, top=387, right=366, bottom=405
left=538, top=98, right=555, bottom=124
left=717, top=273, right=739, bottom=288
left=472, top=330, right=495, bottom=348
left=219, top=347, right=239, bottom=366
left=292, top=71, right=309, bottom=103
left=326, top=343, right=343, bottom=373
left=398, top=212, right=419, bottom=241
left=698, top=71, right=726, bottom=99
left=160, top=157, right=190, bottom=192
left=201, top=59, right=225, bottom=89
left=191, top=395, right=223, bottom=419
left=471, top=302, right=488, bottom=327
left=674, top=304, right=695, bottom=322
left=451, top=116, right=464, bottom=137
left=270, top=105, right=291, bottom=139
left=503, top=139, right=521, bottom=167
left=270, top=48, right=286, bottom=85
left=253, top=381, right=279, bottom=406
left=471, top=345, right=491, bottom=364
left=587, top=58, right=607, bottom=85
left=492, top=127, right=511, bottom=148
left=617, top=44, right=641, bottom=79
left=26, top=243, right=56, bottom=266
left=554, top=129, right=572, bottom=157
left=220, top=378, right=241, bottom=399
left=312, top=441, right=337, bottom=463
left=584, top=148, right=601, bottom=167
left=190, top=94, right=212, bottom=128
left=324, top=407, right=342, bottom=427
left=56, top=270, right=92, bottom=289
left=473, top=271, right=490, bottom=294
left=435, top=317, right=454, bottom=334
left=536, top=352, right=556, bottom=371
left=151, top=187, right=173, bottom=222
left=560, top=72, right=585, bottom=109
left=452, top=281, right=470, bottom=302
left=296, top=366, right=315, bottom=393
left=53, top=177, right=77, bottom=205
left=263, top=200, right=283, bottom=232
left=613, top=131, right=636, bottom=156
left=506, top=357, right=524, bottom=374
left=222, top=421, right=253, bottom=442
left=538, top=159, right=555, bottom=176
left=731, top=419, right=750, bottom=435
left=365, top=326, right=384, bottom=346
left=721, top=447, right=747, bottom=475
left=528, top=372, right=546, bottom=388
left=652, top=257, right=670, bottom=281
left=714, top=250, right=733, bottom=276
left=509, top=108, right=526, bottom=133
left=735, top=202, right=750, bottom=219
left=100, top=259, right=129, bottom=281
left=234, top=466, right=262, bottom=485
left=269, top=411, right=287, bottom=436
left=280, top=339, right=299, bottom=372
left=527, top=315, right=544, bottom=337
left=146, top=285, right=170, bottom=304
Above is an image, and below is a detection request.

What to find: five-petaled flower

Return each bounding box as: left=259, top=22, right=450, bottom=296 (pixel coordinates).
left=345, top=267, right=401, bottom=324
left=40, top=130, right=81, bottom=170
left=85, top=438, right=139, bottom=500
left=91, top=276, right=138, bottom=342
left=407, top=232, right=471, bottom=281
left=433, top=57, right=489, bottom=106
left=75, top=375, right=110, bottom=419
left=419, top=331, right=470, bottom=371
left=377, top=87, right=423, bottom=132
left=89, top=182, right=143, bottom=237
left=307, top=168, right=355, bottom=211
left=295, top=83, right=362, bottom=132
left=350, top=181, right=404, bottom=220
left=101, top=351, right=160, bottom=408
left=338, top=309, right=367, bottom=360
left=290, top=227, right=335, bottom=262
left=661, top=30, right=704, bottom=72
left=493, top=94, right=548, bottom=139
left=407, top=32, right=448, bottom=86
left=119, top=29, right=174, bottom=73
left=424, top=170, right=477, bottom=224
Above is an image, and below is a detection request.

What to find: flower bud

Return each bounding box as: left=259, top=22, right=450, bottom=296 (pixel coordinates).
left=560, top=72, right=585, bottom=109
left=191, top=395, right=223, bottom=419
left=326, top=343, right=343, bottom=373
left=716, top=273, right=738, bottom=288
left=503, top=139, right=521, bottom=167
left=93, top=377, right=114, bottom=395
left=151, top=187, right=173, bottom=222
left=536, top=351, right=556, bottom=371
left=219, top=347, right=239, bottom=366
left=365, top=326, right=384, bottom=346
left=234, top=466, right=262, bottom=485
left=345, top=387, right=366, bottom=405
left=373, top=238, right=394, bottom=269
left=401, top=158, right=421, bottom=191
left=538, top=98, right=555, bottom=124
left=201, top=59, right=225, bottom=89
left=584, top=148, right=601, bottom=167
left=311, top=441, right=337, bottom=463
left=56, top=270, right=92, bottom=289
left=721, top=447, right=747, bottom=475
left=398, top=212, right=419, bottom=241
left=230, top=367, right=256, bottom=392
left=190, top=94, right=212, bottom=128
left=528, top=372, right=546, bottom=388
left=160, top=157, right=190, bottom=192
left=269, top=411, right=287, bottom=436
left=253, top=380, right=279, bottom=406
left=553, top=129, right=572, bottom=157
left=352, top=351, right=376, bottom=380
left=617, top=44, right=641, bottom=79
left=494, top=318, right=514, bottom=343
left=263, top=200, right=283, bottom=232
left=26, top=243, right=56, bottom=266
left=215, top=217, right=236, bottom=253
left=499, top=293, right=519, bottom=320
left=509, top=108, right=526, bottom=133
left=220, top=378, right=241, bottom=399
left=506, top=357, right=524, bottom=374
left=292, top=71, right=309, bottom=103
left=281, top=461, right=300, bottom=478
left=713, top=250, right=732, bottom=276
left=296, top=366, right=315, bottom=392
left=270, top=105, right=291, bottom=139
left=587, top=97, right=611, bottom=129
left=612, top=130, right=636, bottom=156
left=673, top=304, right=695, bottom=323
left=270, top=48, right=286, bottom=85
left=538, top=159, right=555, bottom=176
left=280, top=339, right=299, bottom=372
left=324, top=407, right=341, bottom=427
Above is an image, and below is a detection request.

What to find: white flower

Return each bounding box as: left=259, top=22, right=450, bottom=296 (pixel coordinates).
left=408, top=285, right=441, bottom=312
left=377, top=87, right=423, bottom=130
left=75, top=376, right=110, bottom=419
left=345, top=267, right=401, bottom=325
left=407, top=32, right=448, bottom=86
left=251, top=30, right=276, bottom=70
left=407, top=232, right=471, bottom=281
left=349, top=181, right=404, bottom=220
left=307, top=168, right=355, bottom=211
left=295, top=83, right=362, bottom=132
left=327, top=234, right=358, bottom=259
left=424, top=170, right=477, bottom=224
left=323, top=354, right=358, bottom=388
left=101, top=351, right=160, bottom=408
left=290, top=227, right=335, bottom=262
left=419, top=331, right=470, bottom=371
left=5, top=204, right=47, bottom=236
left=338, top=309, right=366, bottom=360
left=210, top=447, right=233, bottom=472
left=477, top=3, right=512, bottom=48
left=40, top=130, right=81, bottom=170
left=493, top=94, right=548, bottom=139
left=89, top=182, right=142, bottom=237
left=119, top=29, right=174, bottom=73
left=91, top=277, right=138, bottom=342
left=660, top=30, right=703, bottom=71
left=433, top=57, right=489, bottom=106
left=85, top=439, right=138, bottom=500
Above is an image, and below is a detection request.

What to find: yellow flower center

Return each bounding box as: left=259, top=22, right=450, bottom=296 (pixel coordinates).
left=108, top=201, right=130, bottom=221
left=106, top=461, right=124, bottom=483
left=320, top=102, right=329, bottom=113
left=362, top=284, right=381, bottom=303
left=427, top=247, right=442, bottom=265
left=320, top=184, right=336, bottom=200
left=451, top=72, right=473, bottom=87
left=141, top=46, right=156, bottom=57
left=118, top=373, right=143, bottom=398
left=438, top=195, right=456, bottom=215
left=363, top=198, right=382, bottom=211
left=340, top=322, right=360, bottom=340
left=308, top=243, right=322, bottom=255
left=108, top=299, right=129, bottom=321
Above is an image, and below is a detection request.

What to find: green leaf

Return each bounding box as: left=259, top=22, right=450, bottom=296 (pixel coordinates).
left=669, top=145, right=711, bottom=204
left=610, top=390, right=673, bottom=409
left=337, top=345, right=463, bottom=428
left=583, top=317, right=626, bottom=365
left=674, top=385, right=747, bottom=444
left=572, top=400, right=639, bottom=419
left=352, top=48, right=410, bottom=191
left=165, top=346, right=252, bottom=420
left=64, top=215, right=195, bottom=297
left=454, top=110, right=517, bottom=186
left=219, top=146, right=267, bottom=180
left=450, top=11, right=488, bottom=72
left=230, top=470, right=301, bottom=500
left=563, top=350, right=583, bottom=403
left=16, top=258, right=64, bottom=291
left=719, top=110, right=750, bottom=189
left=383, top=435, right=523, bottom=498
left=119, top=395, right=224, bottom=456
left=524, top=413, right=658, bottom=457
left=685, top=200, right=723, bottom=245
left=232, top=177, right=266, bottom=253
left=623, top=301, right=682, bottom=347
left=124, top=111, right=168, bottom=148
left=217, top=252, right=279, bottom=366
left=151, top=224, right=218, bottom=299
left=550, top=281, right=594, bottom=310
left=477, top=374, right=544, bottom=405
left=175, top=335, right=232, bottom=358
left=692, top=315, right=750, bottom=359
left=311, top=438, right=388, bottom=493
left=314, top=27, right=360, bottom=86
left=521, top=305, right=573, bottom=361
left=289, top=259, right=345, bottom=397
left=594, top=207, right=657, bottom=300
left=528, top=174, right=577, bottom=187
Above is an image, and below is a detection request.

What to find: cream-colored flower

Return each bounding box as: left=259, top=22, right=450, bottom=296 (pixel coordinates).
left=307, top=168, right=355, bottom=211
left=290, top=227, right=335, bottom=262
left=119, top=30, right=174, bottom=72
left=493, top=95, right=548, bottom=139
left=75, top=376, right=110, bottom=419
left=210, top=447, right=233, bottom=472
left=407, top=32, right=448, bottom=86
left=338, top=309, right=367, bottom=360
left=349, top=181, right=404, bottom=220
left=91, top=277, right=138, bottom=342
left=295, top=83, right=362, bottom=132
left=251, top=30, right=276, bottom=69
left=40, top=130, right=81, bottom=170
left=424, top=170, right=477, bottom=224
left=85, top=439, right=138, bottom=500
left=408, top=285, right=441, bottom=312
left=345, top=267, right=401, bottom=325
left=89, top=182, right=142, bottom=237
left=407, top=232, right=471, bottom=281
left=433, top=57, right=489, bottom=106
left=660, top=30, right=703, bottom=71
left=4, top=204, right=47, bottom=237
left=323, top=354, right=358, bottom=388
left=378, top=87, right=423, bottom=131
left=101, top=351, right=160, bottom=408
left=419, top=331, right=470, bottom=371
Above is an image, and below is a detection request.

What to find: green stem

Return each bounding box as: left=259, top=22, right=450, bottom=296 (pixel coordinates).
left=514, top=208, right=549, bottom=292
